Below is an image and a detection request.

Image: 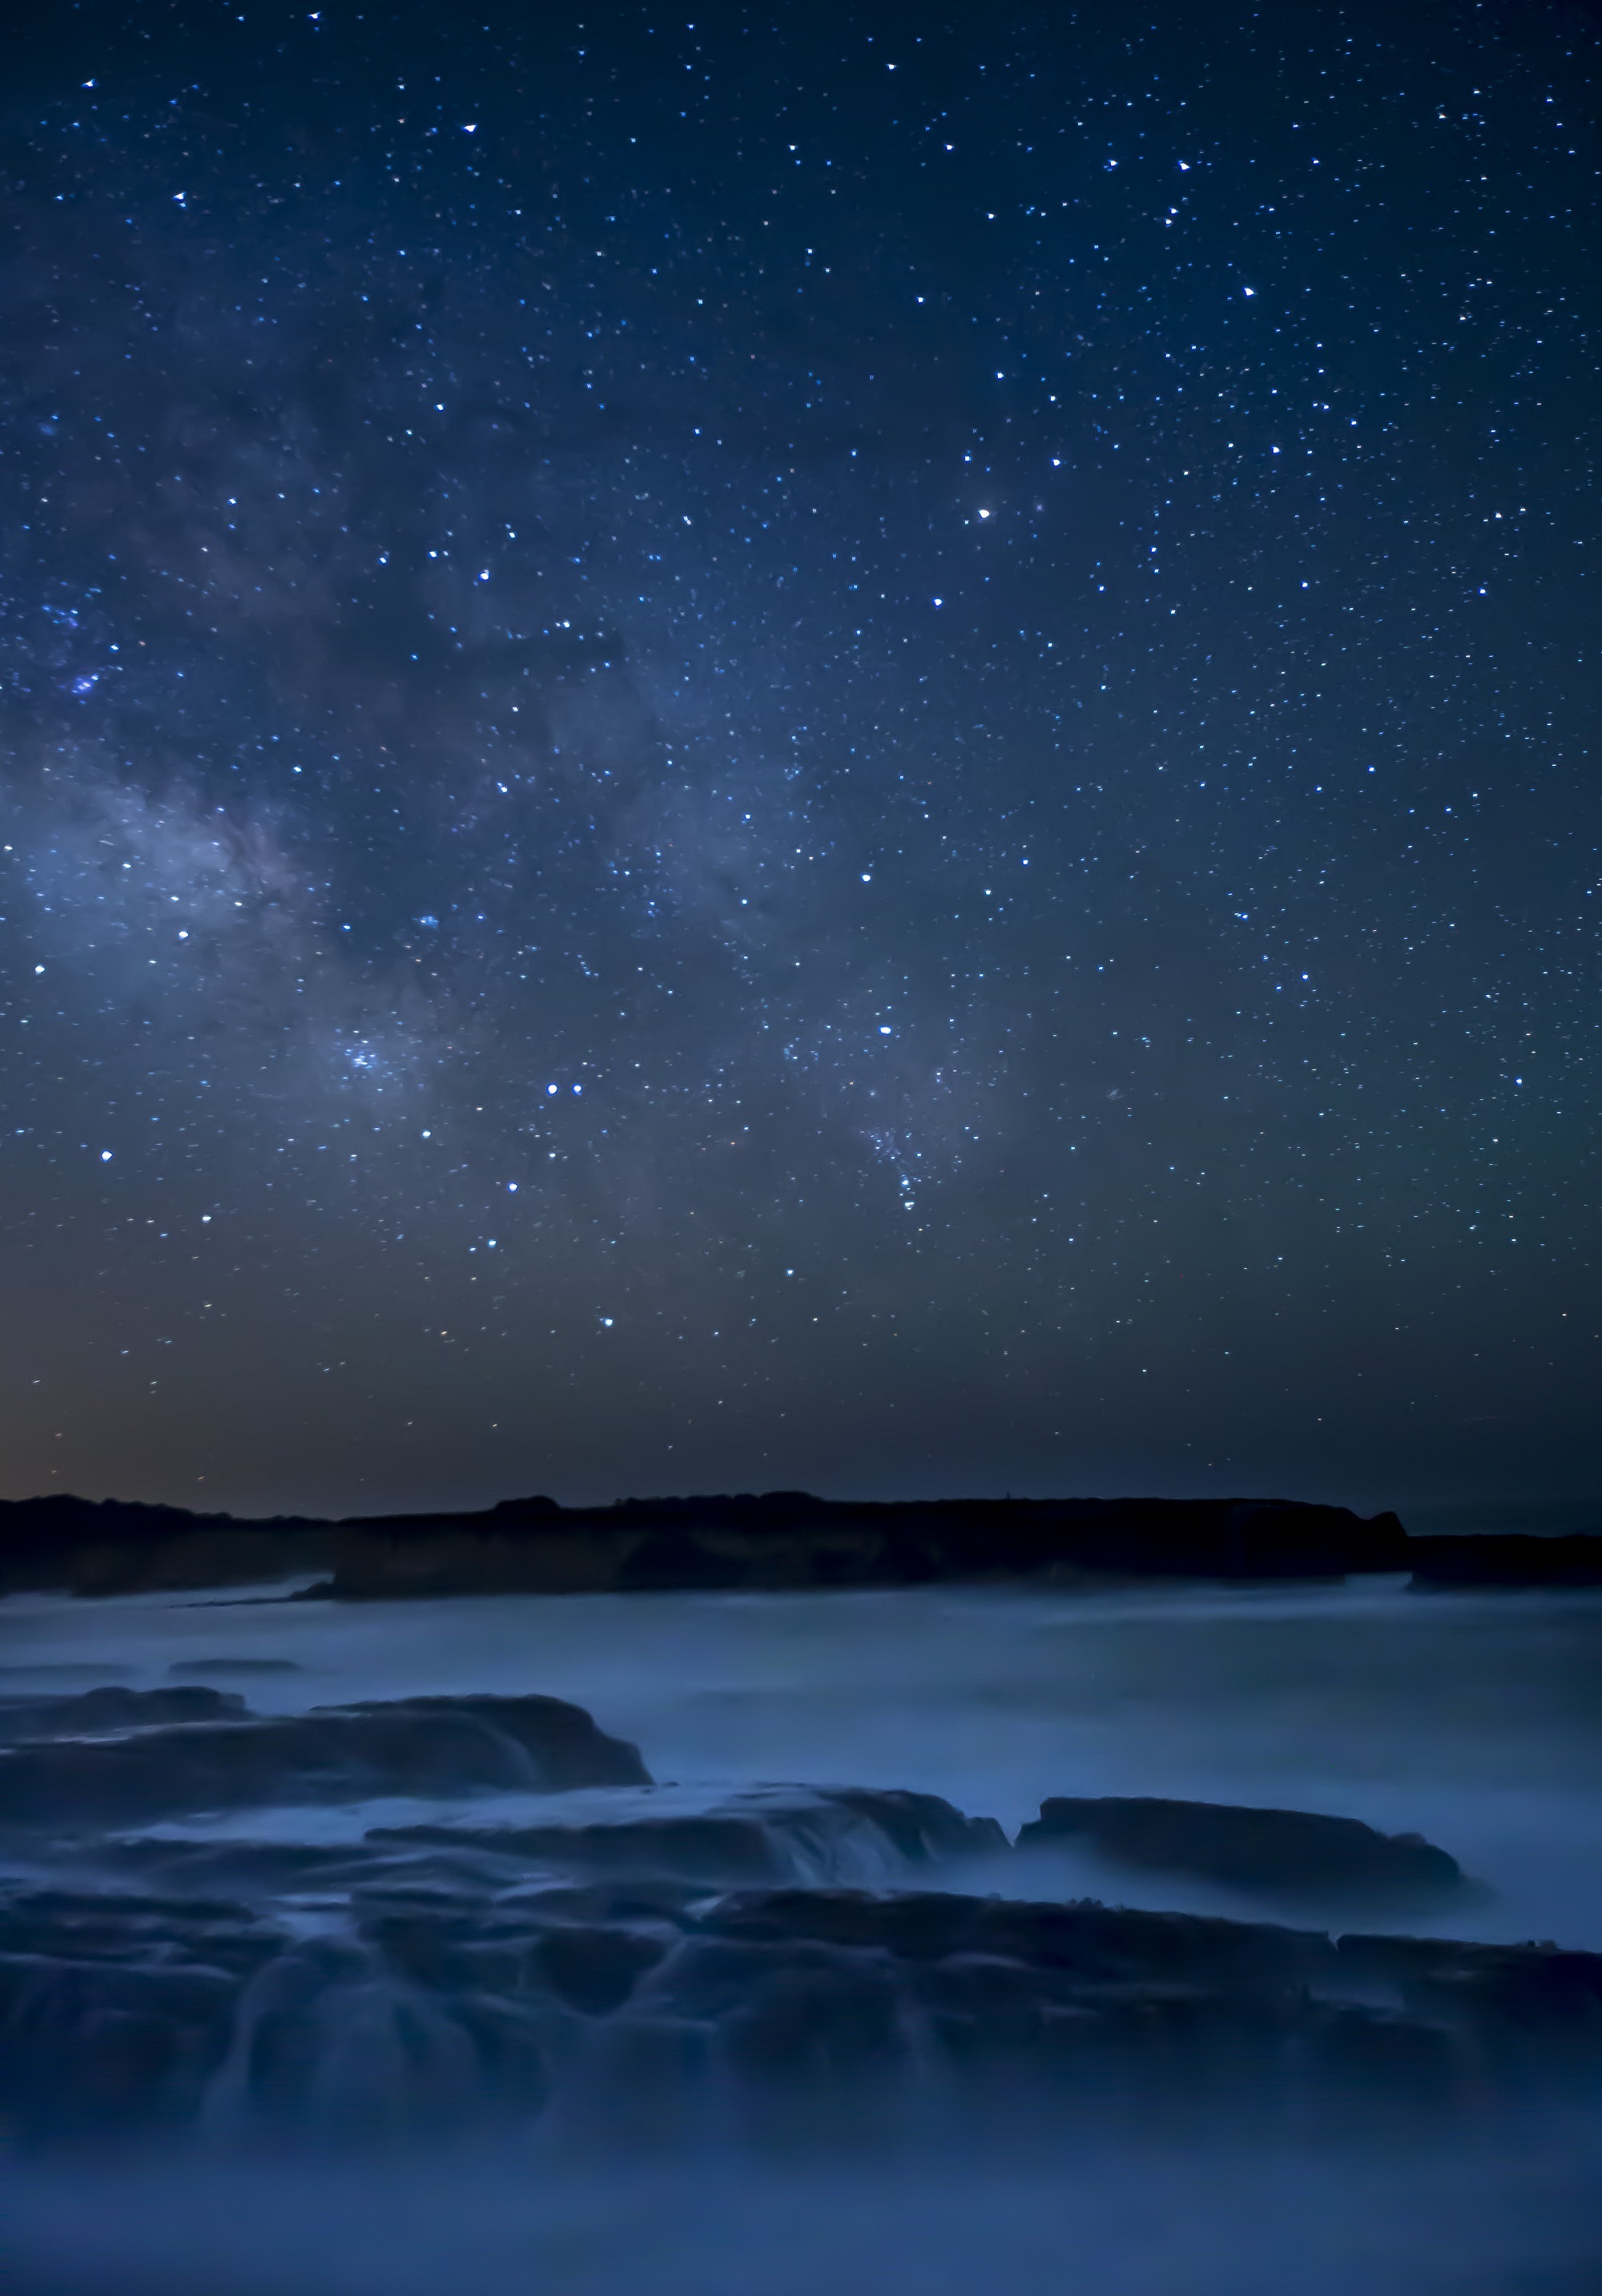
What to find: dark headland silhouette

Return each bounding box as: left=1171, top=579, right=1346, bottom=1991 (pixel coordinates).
left=2, top=1486, right=1594, bottom=1598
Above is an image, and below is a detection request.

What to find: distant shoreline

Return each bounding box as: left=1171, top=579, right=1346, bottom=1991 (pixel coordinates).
left=2, top=1488, right=1596, bottom=1598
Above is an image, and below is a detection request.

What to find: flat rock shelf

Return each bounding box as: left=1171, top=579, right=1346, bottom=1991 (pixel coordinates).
left=0, top=1683, right=1596, bottom=2153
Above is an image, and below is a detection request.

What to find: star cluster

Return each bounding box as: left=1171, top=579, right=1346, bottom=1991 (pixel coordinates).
left=2, top=0, right=1597, bottom=1513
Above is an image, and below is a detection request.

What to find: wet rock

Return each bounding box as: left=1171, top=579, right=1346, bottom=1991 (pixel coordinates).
left=621, top=1893, right=1440, bottom=2140
left=0, top=1684, right=246, bottom=1745
left=369, top=1785, right=1003, bottom=1890
left=622, top=1931, right=912, bottom=2148
left=701, top=1940, right=906, bottom=2080
left=1336, top=1929, right=1602, bottom=2082
left=104, top=1835, right=384, bottom=1899
left=1017, top=1795, right=1468, bottom=1907
left=532, top=1923, right=672, bottom=2015
left=0, top=1884, right=285, bottom=2141
left=702, top=1885, right=1342, bottom=1991
left=0, top=1885, right=284, bottom=1977
left=491, top=1876, right=706, bottom=1929
left=1296, top=1998, right=1478, bottom=2125
left=4, top=1875, right=1600, bottom=2148
left=825, top=1786, right=1007, bottom=1864
left=207, top=1934, right=552, bottom=2139
left=376, top=1807, right=790, bottom=1887
left=0, top=1692, right=650, bottom=1831
left=0, top=1950, right=243, bottom=2139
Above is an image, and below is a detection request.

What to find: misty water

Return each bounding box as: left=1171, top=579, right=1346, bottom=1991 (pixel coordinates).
left=5, top=1572, right=1602, bottom=2294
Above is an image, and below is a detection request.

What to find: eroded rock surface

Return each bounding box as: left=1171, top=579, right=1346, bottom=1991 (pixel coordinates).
left=369, top=1783, right=1005, bottom=1889
left=0, top=1677, right=1584, bottom=2157
left=1017, top=1796, right=1470, bottom=1908
left=3, top=1875, right=1596, bottom=2149
left=0, top=1692, right=649, bottom=1829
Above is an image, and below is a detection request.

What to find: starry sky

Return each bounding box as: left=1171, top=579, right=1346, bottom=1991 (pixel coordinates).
left=2, top=0, right=1598, bottom=1520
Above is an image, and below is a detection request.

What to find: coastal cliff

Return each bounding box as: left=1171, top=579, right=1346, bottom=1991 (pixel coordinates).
left=0, top=1488, right=1408, bottom=1598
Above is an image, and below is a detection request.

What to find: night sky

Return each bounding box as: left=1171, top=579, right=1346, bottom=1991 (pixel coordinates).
left=2, top=1, right=1598, bottom=1519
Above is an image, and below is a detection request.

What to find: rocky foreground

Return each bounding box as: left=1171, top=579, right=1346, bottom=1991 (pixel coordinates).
left=2, top=1685, right=1599, bottom=2153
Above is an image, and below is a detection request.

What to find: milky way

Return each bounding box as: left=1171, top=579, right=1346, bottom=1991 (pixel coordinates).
left=2, top=1, right=1597, bottom=1514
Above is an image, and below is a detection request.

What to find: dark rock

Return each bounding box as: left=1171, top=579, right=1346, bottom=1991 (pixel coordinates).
left=69, top=1529, right=335, bottom=1596
left=323, top=1493, right=1411, bottom=1599
left=702, top=1887, right=1342, bottom=1992
left=533, top=1924, right=673, bottom=2014
left=640, top=1890, right=1602, bottom=2136
left=680, top=1937, right=907, bottom=2080
left=617, top=1531, right=746, bottom=1589
left=1017, top=1795, right=1469, bottom=1907
left=825, top=1786, right=1008, bottom=1865
left=0, top=1885, right=286, bottom=2141
left=0, top=1949, right=244, bottom=2138
left=376, top=1808, right=792, bottom=1886
left=1336, top=1930, right=1602, bottom=2080
left=3, top=1485, right=1413, bottom=1597
left=369, top=1786, right=1004, bottom=1890
left=0, top=1885, right=286, bottom=1977
left=491, top=1877, right=705, bottom=1929
left=4, top=1875, right=1600, bottom=2148
left=1294, top=1999, right=1474, bottom=2123
left=1408, top=1534, right=1602, bottom=1591
left=0, top=1685, right=247, bottom=1744
left=626, top=1894, right=1422, bottom=2140
left=104, top=1835, right=388, bottom=1898
left=0, top=1493, right=336, bottom=1595
left=0, top=1691, right=649, bottom=1830
left=207, top=1933, right=555, bottom=2139
left=624, top=1930, right=912, bottom=2152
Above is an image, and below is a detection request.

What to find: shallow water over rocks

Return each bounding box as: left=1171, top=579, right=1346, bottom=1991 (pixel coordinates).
left=2, top=1575, right=1600, bottom=2292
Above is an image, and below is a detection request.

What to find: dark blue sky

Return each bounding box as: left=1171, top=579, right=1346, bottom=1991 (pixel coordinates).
left=2, top=0, right=1597, bottom=1517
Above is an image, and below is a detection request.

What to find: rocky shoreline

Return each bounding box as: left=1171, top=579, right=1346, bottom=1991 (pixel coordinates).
left=2, top=1682, right=1597, bottom=2153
